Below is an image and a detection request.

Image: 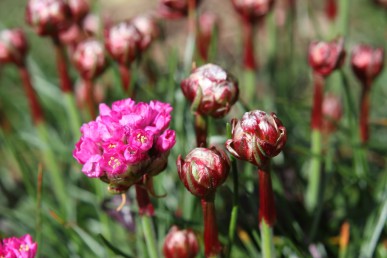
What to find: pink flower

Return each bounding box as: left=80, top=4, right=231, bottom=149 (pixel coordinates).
left=0, top=234, right=37, bottom=258
left=73, top=98, right=176, bottom=193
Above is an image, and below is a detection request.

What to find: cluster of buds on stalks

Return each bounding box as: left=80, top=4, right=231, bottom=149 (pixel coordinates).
left=0, top=234, right=38, bottom=257
left=177, top=146, right=230, bottom=257
left=231, top=0, right=275, bottom=70
left=351, top=45, right=384, bottom=143
left=163, top=226, right=199, bottom=258
left=0, top=29, right=44, bottom=125
left=226, top=110, right=287, bottom=257
left=308, top=37, right=345, bottom=130
left=104, top=16, right=159, bottom=95
left=72, top=39, right=108, bottom=119
left=73, top=98, right=176, bottom=213
left=181, top=63, right=239, bottom=146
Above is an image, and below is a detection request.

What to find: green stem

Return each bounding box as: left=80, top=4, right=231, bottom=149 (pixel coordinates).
left=260, top=219, right=275, bottom=258
left=336, top=0, right=350, bottom=36
left=63, top=92, right=82, bottom=139
left=306, top=129, right=322, bottom=212
left=226, top=123, right=239, bottom=258
left=141, top=215, right=159, bottom=258
left=36, top=122, right=69, bottom=217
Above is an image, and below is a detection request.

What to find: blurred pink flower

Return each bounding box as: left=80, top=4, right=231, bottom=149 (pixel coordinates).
left=0, top=234, right=37, bottom=258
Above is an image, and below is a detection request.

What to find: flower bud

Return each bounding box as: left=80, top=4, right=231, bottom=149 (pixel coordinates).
left=0, top=29, right=28, bottom=66
left=73, top=39, right=107, bottom=80
left=158, top=0, right=201, bottom=20
left=131, top=15, right=159, bottom=52
left=225, top=110, right=287, bottom=168
left=0, top=234, right=38, bottom=258
left=231, top=0, right=275, bottom=23
left=197, top=12, right=218, bottom=61
left=351, top=44, right=384, bottom=85
left=374, top=0, right=387, bottom=8
left=181, top=63, right=239, bottom=118
left=68, top=0, right=90, bottom=23
left=177, top=146, right=230, bottom=199
left=322, top=93, right=343, bottom=134
left=25, top=0, right=72, bottom=36
left=308, top=37, right=345, bottom=77
left=104, top=21, right=142, bottom=66
left=163, top=226, right=199, bottom=258
left=82, top=14, right=101, bottom=37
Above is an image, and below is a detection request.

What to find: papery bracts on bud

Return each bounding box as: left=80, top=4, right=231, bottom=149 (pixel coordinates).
left=225, top=110, right=287, bottom=169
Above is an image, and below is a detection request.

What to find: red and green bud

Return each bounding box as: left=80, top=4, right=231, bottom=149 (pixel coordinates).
left=158, top=0, right=201, bottom=20
left=104, top=21, right=142, bottom=66
left=231, top=0, right=275, bottom=23
left=351, top=44, right=384, bottom=86
left=73, top=39, right=107, bottom=80
left=0, top=29, right=28, bottom=66
left=68, top=0, right=90, bottom=23
left=308, top=37, right=345, bottom=77
left=25, top=0, right=72, bottom=36
left=181, top=64, right=239, bottom=118
left=131, top=15, right=159, bottom=52
left=177, top=146, right=230, bottom=199
left=163, top=226, right=199, bottom=258
left=225, top=110, right=287, bottom=169
left=322, top=93, right=343, bottom=134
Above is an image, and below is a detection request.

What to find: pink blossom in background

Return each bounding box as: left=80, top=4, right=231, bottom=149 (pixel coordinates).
left=73, top=98, right=176, bottom=193
left=0, top=234, right=37, bottom=258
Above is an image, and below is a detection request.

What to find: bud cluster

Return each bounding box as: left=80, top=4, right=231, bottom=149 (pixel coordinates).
left=177, top=146, right=230, bottom=199
left=226, top=110, right=287, bottom=169
left=163, top=226, right=199, bottom=258
left=73, top=98, right=176, bottom=193
left=181, top=64, right=239, bottom=118
left=0, top=29, right=28, bottom=66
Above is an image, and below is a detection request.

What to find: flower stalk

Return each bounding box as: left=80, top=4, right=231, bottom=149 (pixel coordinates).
left=201, top=194, right=222, bottom=257
left=242, top=20, right=256, bottom=71
left=118, top=64, right=132, bottom=96
left=194, top=112, right=208, bottom=147
left=359, top=80, right=371, bottom=144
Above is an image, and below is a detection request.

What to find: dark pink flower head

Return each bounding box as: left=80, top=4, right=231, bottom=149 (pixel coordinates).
left=73, top=39, right=107, bottom=80
left=0, top=234, right=38, bottom=258
left=163, top=226, right=199, bottom=258
left=308, top=37, right=346, bottom=77
left=231, top=0, right=275, bottom=23
left=225, top=110, right=287, bottom=168
left=131, top=15, right=159, bottom=52
left=177, top=146, right=230, bottom=199
left=68, top=0, right=90, bottom=23
left=104, top=21, right=142, bottom=66
left=73, top=98, right=176, bottom=194
left=197, top=12, right=218, bottom=61
left=25, top=0, right=72, bottom=36
left=351, top=44, right=384, bottom=86
left=181, top=64, right=239, bottom=118
left=158, top=0, right=201, bottom=20
left=0, top=29, right=28, bottom=66
left=322, top=93, right=343, bottom=134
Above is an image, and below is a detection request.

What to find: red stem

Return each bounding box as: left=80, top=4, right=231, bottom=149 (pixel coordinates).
left=311, top=73, right=325, bottom=130
left=258, top=167, right=276, bottom=226
left=194, top=113, right=207, bottom=147
left=118, top=64, right=132, bottom=96
left=83, top=79, right=96, bottom=119
left=52, top=37, right=73, bottom=93
left=135, top=184, right=154, bottom=216
left=201, top=194, right=221, bottom=257
left=242, top=20, right=256, bottom=70
left=18, top=65, right=44, bottom=125
left=360, top=82, right=371, bottom=144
